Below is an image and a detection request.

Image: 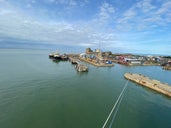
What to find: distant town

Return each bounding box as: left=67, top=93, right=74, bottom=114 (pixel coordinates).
left=48, top=47, right=171, bottom=96
left=49, top=47, right=171, bottom=71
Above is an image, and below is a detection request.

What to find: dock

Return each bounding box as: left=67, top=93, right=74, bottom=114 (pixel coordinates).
left=163, top=66, right=171, bottom=70
left=124, top=73, right=171, bottom=97
left=79, top=57, right=114, bottom=67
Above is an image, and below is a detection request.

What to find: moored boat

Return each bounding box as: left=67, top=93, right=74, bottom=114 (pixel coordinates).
left=53, top=54, right=61, bottom=60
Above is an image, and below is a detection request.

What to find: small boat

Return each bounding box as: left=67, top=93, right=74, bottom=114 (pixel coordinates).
left=49, top=53, right=54, bottom=58
left=53, top=54, right=61, bottom=60
left=49, top=52, right=61, bottom=60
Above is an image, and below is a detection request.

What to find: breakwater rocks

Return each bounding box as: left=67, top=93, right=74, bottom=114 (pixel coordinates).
left=124, top=73, right=171, bottom=97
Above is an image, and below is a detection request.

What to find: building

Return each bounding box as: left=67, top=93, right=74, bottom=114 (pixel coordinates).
left=86, top=48, right=93, bottom=54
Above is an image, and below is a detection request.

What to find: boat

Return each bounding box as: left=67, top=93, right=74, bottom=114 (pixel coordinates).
left=49, top=52, right=63, bottom=60
left=49, top=53, right=54, bottom=58
left=49, top=52, right=60, bottom=58
left=53, top=54, right=61, bottom=60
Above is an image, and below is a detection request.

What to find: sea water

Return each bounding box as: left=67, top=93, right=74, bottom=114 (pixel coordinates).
left=0, top=49, right=171, bottom=128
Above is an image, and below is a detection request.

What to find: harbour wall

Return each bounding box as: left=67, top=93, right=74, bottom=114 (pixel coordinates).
left=124, top=73, right=171, bottom=97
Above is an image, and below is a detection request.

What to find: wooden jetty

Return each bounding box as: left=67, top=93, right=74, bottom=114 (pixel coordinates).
left=124, top=73, right=171, bottom=97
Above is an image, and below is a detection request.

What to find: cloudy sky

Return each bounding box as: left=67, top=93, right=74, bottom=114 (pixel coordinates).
left=0, top=0, right=171, bottom=54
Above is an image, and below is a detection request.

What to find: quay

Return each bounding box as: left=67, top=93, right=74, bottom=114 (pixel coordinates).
left=124, top=73, right=171, bottom=97
left=163, top=66, right=171, bottom=70
left=79, top=57, right=114, bottom=67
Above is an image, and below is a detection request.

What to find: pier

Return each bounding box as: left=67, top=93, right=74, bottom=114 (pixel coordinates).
left=124, top=73, right=171, bottom=97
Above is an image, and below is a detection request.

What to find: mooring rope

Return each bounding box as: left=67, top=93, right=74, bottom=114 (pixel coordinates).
left=109, top=81, right=128, bottom=128
left=102, top=80, right=128, bottom=128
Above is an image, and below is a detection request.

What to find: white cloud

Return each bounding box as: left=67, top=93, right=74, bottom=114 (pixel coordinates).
left=1, top=0, right=171, bottom=54
left=140, top=0, right=156, bottom=12
left=120, top=8, right=137, bottom=24
left=31, top=0, right=36, bottom=4
left=47, top=0, right=89, bottom=7
left=115, top=0, right=171, bottom=31
left=98, top=2, right=115, bottom=23
left=124, top=8, right=136, bottom=18
left=0, top=6, right=117, bottom=48
left=156, top=1, right=171, bottom=15
left=53, top=0, right=77, bottom=6
left=143, top=16, right=161, bottom=23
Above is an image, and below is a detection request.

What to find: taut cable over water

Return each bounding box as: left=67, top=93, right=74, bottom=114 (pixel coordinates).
left=102, top=80, right=129, bottom=128
left=109, top=86, right=126, bottom=128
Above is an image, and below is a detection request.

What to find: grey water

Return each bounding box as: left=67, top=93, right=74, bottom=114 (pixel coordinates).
left=0, top=49, right=171, bottom=128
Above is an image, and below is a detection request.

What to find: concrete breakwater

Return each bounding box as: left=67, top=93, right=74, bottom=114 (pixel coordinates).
left=124, top=73, right=171, bottom=97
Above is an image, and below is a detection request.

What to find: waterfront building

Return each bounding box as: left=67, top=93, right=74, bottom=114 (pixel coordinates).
left=86, top=48, right=93, bottom=54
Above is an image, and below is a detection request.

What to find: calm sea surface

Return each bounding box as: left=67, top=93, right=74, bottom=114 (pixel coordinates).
left=0, top=49, right=171, bottom=128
